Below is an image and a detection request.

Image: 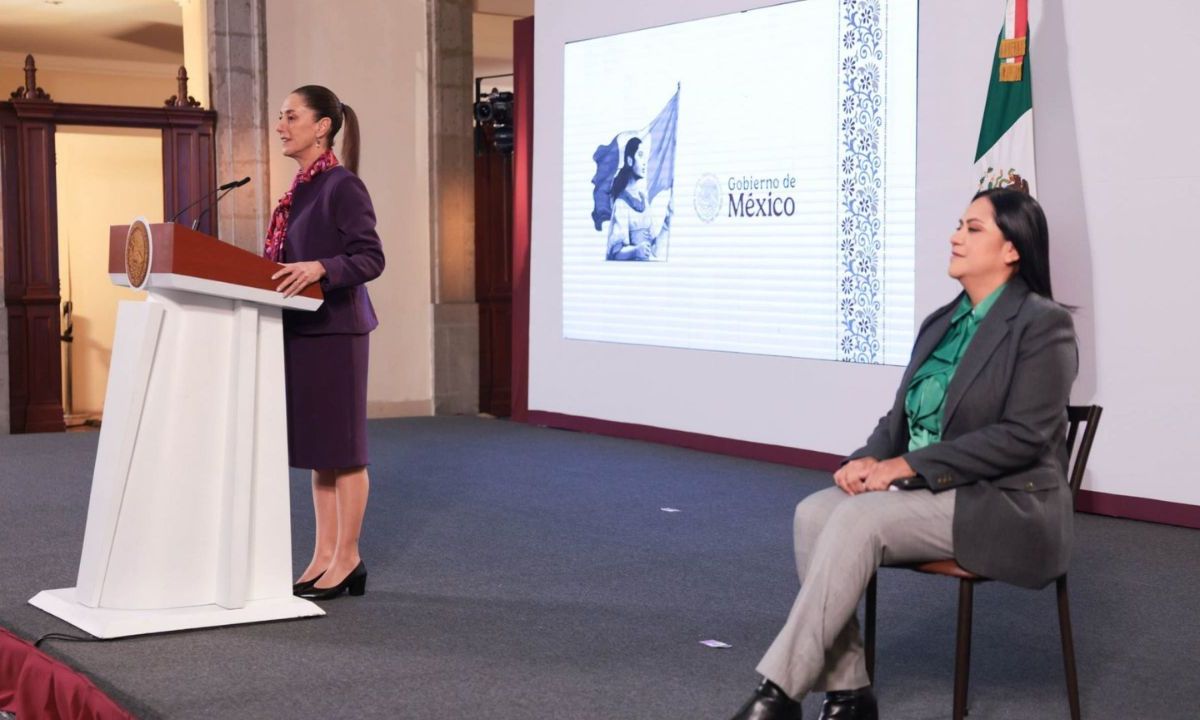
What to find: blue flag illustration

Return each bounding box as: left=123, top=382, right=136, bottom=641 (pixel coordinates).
left=590, top=86, right=679, bottom=231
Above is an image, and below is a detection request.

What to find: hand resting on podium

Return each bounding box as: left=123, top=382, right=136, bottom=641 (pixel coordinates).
left=272, top=261, right=328, bottom=298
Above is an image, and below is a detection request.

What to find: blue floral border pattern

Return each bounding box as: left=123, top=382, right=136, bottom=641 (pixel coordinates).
left=836, top=0, right=885, bottom=364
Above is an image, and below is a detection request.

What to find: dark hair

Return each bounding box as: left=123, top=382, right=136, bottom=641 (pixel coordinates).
left=972, top=187, right=1053, bottom=299
left=292, top=84, right=360, bottom=174
left=609, top=136, right=642, bottom=200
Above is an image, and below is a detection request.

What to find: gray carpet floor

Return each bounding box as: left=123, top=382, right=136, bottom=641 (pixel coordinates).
left=1, top=416, right=1198, bottom=719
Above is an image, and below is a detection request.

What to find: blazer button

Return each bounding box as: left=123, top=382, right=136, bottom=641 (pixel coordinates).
left=1025, top=482, right=1035, bottom=491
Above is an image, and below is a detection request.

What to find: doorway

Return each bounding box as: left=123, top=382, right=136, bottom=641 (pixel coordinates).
left=55, top=126, right=157, bottom=425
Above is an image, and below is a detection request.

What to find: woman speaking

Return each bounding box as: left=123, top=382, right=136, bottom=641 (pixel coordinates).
left=730, top=188, right=1078, bottom=719
left=266, top=85, right=385, bottom=601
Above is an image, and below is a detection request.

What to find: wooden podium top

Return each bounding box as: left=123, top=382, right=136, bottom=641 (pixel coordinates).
left=109, top=222, right=323, bottom=307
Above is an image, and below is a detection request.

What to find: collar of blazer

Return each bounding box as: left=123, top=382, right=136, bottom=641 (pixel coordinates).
left=903, top=277, right=1032, bottom=435
left=290, top=164, right=341, bottom=202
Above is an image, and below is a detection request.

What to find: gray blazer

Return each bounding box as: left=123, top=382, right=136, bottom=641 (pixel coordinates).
left=847, top=279, right=1078, bottom=589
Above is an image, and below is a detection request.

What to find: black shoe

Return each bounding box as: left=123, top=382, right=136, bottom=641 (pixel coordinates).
left=818, top=687, right=877, bottom=720
left=730, top=679, right=802, bottom=720
left=292, top=571, right=325, bottom=595
left=299, top=561, right=367, bottom=600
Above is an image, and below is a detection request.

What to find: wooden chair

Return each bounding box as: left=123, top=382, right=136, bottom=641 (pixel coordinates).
left=863, top=405, right=1102, bottom=720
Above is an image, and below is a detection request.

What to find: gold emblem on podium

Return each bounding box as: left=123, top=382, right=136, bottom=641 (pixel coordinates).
left=125, top=217, right=152, bottom=289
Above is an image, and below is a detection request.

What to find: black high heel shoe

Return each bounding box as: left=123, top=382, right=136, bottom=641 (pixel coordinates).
left=299, top=561, right=367, bottom=600
left=818, top=687, right=877, bottom=720
left=292, top=571, right=325, bottom=596
left=730, top=679, right=802, bottom=720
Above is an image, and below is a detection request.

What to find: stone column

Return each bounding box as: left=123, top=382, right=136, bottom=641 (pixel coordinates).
left=206, top=0, right=272, bottom=253
left=428, top=0, right=479, bottom=415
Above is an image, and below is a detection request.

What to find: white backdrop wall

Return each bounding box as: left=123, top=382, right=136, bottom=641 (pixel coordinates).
left=1033, top=0, right=1200, bottom=507
left=530, top=0, right=1200, bottom=507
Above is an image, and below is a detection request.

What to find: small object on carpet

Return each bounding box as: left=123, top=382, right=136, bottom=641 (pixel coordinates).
left=660, top=507, right=682, bottom=513
left=700, top=639, right=732, bottom=649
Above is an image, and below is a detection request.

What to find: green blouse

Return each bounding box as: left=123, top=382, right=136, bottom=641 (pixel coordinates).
left=905, top=284, right=1007, bottom=452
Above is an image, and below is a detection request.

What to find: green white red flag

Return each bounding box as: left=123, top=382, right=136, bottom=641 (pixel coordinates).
left=974, top=0, right=1036, bottom=196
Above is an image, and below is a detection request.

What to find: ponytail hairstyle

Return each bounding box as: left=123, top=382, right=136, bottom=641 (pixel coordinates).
left=292, top=84, right=360, bottom=174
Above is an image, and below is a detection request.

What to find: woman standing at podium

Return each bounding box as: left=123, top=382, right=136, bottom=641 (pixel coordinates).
left=265, top=85, right=385, bottom=600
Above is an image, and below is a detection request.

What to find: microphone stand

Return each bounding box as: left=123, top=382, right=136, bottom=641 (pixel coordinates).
left=191, top=184, right=241, bottom=230
left=168, top=177, right=250, bottom=229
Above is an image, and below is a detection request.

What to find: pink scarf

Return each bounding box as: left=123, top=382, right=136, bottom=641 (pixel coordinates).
left=263, top=149, right=339, bottom=262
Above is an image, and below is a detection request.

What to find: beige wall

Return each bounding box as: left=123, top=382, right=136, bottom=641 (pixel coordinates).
left=0, top=56, right=180, bottom=107
left=56, top=127, right=157, bottom=417
left=473, top=12, right=518, bottom=87
left=473, top=0, right=531, bottom=84
left=265, top=0, right=433, bottom=417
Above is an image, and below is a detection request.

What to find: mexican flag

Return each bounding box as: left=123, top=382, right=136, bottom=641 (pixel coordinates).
left=974, top=0, right=1036, bottom=196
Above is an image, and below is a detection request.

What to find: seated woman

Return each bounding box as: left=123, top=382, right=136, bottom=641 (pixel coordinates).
left=729, top=188, right=1078, bottom=720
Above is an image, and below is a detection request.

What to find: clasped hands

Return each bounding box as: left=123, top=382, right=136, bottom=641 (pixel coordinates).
left=272, top=261, right=326, bottom=298
left=833, top=456, right=916, bottom=495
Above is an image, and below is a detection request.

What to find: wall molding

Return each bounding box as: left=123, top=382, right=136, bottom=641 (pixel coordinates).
left=526, top=411, right=843, bottom=472
left=1076, top=489, right=1200, bottom=530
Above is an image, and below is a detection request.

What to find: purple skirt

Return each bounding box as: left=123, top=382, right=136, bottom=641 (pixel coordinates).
left=283, top=332, right=370, bottom=470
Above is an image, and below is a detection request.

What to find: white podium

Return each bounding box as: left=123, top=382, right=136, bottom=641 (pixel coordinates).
left=30, top=220, right=327, bottom=637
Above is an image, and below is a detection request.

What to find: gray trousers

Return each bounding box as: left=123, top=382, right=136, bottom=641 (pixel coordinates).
left=756, top=485, right=956, bottom=698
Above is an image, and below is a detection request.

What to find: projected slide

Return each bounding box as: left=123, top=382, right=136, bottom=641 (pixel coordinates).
left=561, top=0, right=916, bottom=365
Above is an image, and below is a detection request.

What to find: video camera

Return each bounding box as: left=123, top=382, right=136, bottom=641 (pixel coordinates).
left=474, top=86, right=515, bottom=154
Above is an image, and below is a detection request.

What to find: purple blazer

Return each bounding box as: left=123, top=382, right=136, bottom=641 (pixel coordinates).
left=281, top=166, right=385, bottom=335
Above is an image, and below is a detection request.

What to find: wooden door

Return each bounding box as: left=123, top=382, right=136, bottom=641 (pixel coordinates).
left=474, top=124, right=514, bottom=416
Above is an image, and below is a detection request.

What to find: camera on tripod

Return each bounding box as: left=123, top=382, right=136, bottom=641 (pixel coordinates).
left=474, top=89, right=513, bottom=126
left=474, top=77, right=515, bottom=154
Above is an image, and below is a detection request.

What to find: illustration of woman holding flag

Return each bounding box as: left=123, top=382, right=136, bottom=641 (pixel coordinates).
left=589, top=85, right=679, bottom=261
left=606, top=135, right=673, bottom=261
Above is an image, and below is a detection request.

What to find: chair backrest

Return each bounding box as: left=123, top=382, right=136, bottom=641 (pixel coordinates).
left=1065, top=405, right=1103, bottom=501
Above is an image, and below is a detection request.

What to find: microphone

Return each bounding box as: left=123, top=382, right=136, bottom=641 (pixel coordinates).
left=189, top=177, right=251, bottom=230
left=167, top=177, right=251, bottom=228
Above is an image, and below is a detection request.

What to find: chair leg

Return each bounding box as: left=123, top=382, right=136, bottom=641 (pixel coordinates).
left=1057, top=575, right=1082, bottom=720
left=953, top=579, right=975, bottom=720
left=865, top=573, right=877, bottom=683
